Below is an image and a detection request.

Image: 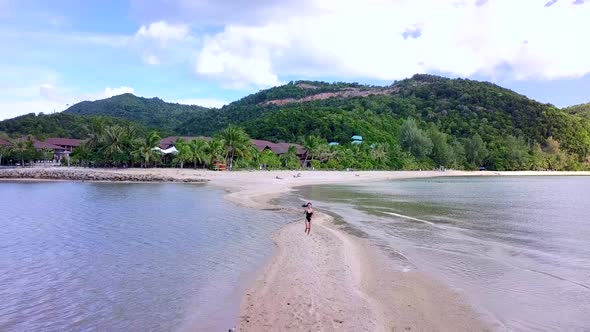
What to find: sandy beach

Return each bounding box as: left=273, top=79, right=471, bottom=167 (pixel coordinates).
left=3, top=167, right=590, bottom=331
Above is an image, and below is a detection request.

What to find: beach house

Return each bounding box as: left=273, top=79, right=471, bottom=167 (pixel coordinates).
left=351, top=135, right=363, bottom=144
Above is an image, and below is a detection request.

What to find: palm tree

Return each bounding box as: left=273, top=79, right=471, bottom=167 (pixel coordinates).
left=206, top=138, right=226, bottom=168
left=173, top=139, right=191, bottom=168
left=134, top=131, right=161, bottom=168
left=302, top=135, right=322, bottom=168
left=188, top=139, right=208, bottom=168
left=85, top=118, right=105, bottom=150
left=370, top=143, right=388, bottom=166
left=101, top=125, right=135, bottom=166
left=220, top=125, right=252, bottom=170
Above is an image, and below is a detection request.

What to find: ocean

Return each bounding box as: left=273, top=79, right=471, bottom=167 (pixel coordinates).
left=0, top=181, right=292, bottom=331
left=297, top=176, right=590, bottom=331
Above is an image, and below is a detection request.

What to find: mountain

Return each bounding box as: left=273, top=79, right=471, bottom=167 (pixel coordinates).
left=178, top=75, right=590, bottom=160
left=564, top=102, right=590, bottom=119
left=63, top=93, right=210, bottom=131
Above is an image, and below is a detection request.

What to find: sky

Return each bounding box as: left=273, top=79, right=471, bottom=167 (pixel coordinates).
left=0, top=0, right=589, bottom=120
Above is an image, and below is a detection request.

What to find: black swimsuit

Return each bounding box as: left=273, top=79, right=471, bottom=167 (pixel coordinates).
left=305, top=210, right=313, bottom=222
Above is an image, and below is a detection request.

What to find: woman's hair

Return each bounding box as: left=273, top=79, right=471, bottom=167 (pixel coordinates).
left=307, top=202, right=312, bottom=206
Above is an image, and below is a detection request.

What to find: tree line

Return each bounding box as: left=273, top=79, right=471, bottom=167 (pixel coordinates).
left=1, top=116, right=587, bottom=171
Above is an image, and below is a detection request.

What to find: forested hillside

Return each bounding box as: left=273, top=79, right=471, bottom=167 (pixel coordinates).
left=177, top=75, right=590, bottom=170
left=564, top=103, right=590, bottom=119
left=63, top=93, right=210, bottom=131
left=0, top=112, right=150, bottom=139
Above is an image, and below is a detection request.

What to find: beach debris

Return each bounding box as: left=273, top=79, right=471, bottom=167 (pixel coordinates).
left=228, top=327, right=236, bottom=332
left=275, top=175, right=283, bottom=179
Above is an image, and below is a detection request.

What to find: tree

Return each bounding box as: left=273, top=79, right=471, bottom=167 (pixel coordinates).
left=206, top=138, right=226, bottom=167
left=398, top=118, right=433, bottom=159
left=280, top=145, right=301, bottom=169
left=173, top=139, right=192, bottom=168
left=465, top=133, right=488, bottom=166
left=188, top=139, right=208, bottom=168
left=71, top=144, right=93, bottom=167
left=0, top=144, right=10, bottom=166
left=370, top=143, right=388, bottom=168
left=39, top=148, right=54, bottom=163
left=502, top=136, right=531, bottom=170
left=449, top=140, right=466, bottom=169
left=428, top=126, right=453, bottom=167
left=302, top=135, right=323, bottom=167
left=544, top=136, right=560, bottom=155
left=134, top=131, right=161, bottom=168
left=260, top=149, right=281, bottom=169
left=12, top=138, right=35, bottom=167
left=219, top=125, right=252, bottom=170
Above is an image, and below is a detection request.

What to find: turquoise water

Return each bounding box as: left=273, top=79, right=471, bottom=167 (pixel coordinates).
left=298, top=176, right=590, bottom=331
left=0, top=182, right=291, bottom=331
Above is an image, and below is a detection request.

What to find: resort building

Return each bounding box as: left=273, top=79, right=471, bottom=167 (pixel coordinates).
left=159, top=136, right=308, bottom=165
left=45, top=138, right=82, bottom=152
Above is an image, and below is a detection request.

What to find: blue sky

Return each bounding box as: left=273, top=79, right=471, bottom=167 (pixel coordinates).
left=1, top=0, right=589, bottom=120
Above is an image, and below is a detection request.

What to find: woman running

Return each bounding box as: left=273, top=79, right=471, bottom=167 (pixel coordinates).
left=304, top=202, right=313, bottom=235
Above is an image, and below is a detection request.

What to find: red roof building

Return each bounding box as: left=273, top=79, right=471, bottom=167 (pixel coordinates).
left=33, top=140, right=64, bottom=151
left=0, top=137, right=12, bottom=147
left=45, top=138, right=82, bottom=151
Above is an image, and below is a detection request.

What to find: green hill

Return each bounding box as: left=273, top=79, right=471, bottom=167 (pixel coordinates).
left=177, top=75, right=590, bottom=164
left=564, top=102, right=590, bottom=119
left=63, top=93, right=211, bottom=131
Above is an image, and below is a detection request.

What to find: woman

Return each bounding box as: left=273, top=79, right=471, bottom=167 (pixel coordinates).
left=303, top=202, right=313, bottom=235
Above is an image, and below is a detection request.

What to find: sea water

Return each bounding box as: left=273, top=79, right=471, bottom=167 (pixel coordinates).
left=298, top=176, right=590, bottom=331
left=0, top=182, right=292, bottom=331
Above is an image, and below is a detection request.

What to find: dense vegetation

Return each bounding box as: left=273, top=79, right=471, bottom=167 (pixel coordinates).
left=178, top=75, right=590, bottom=170
left=1, top=74, right=589, bottom=171
left=0, top=112, right=151, bottom=139
left=64, top=93, right=210, bottom=131
left=564, top=102, right=590, bottom=119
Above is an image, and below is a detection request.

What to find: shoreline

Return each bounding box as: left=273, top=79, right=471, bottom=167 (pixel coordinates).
left=210, top=171, right=496, bottom=331
left=4, top=168, right=590, bottom=330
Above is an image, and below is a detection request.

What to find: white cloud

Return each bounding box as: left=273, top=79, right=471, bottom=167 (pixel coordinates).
left=190, top=0, right=590, bottom=88
left=103, top=86, right=135, bottom=98
left=135, top=20, right=189, bottom=45
left=39, top=84, right=62, bottom=102
left=142, top=53, right=160, bottom=65
left=133, top=20, right=195, bottom=65
left=175, top=98, right=228, bottom=108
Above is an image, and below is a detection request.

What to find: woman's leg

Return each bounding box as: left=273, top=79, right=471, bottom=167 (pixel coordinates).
left=305, top=220, right=309, bottom=233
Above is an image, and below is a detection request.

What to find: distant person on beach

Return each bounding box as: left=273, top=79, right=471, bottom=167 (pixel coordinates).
left=303, top=202, right=313, bottom=235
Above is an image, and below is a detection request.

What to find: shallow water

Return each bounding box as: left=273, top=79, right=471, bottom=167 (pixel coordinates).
left=0, top=182, right=292, bottom=331
left=298, top=176, right=590, bottom=331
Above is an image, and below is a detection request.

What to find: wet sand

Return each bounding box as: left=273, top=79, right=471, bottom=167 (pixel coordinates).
left=211, top=170, right=493, bottom=331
